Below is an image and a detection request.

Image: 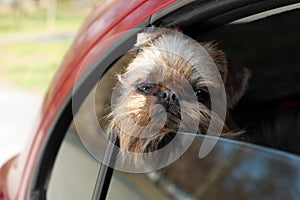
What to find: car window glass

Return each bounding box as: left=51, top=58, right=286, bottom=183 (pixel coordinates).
left=46, top=123, right=101, bottom=200
left=106, top=134, right=300, bottom=200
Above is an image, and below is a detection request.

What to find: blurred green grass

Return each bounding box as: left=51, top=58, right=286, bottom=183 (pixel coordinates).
left=1, top=40, right=72, bottom=91
left=0, top=1, right=94, bottom=92
left=0, top=11, right=83, bottom=33
left=0, top=1, right=88, bottom=33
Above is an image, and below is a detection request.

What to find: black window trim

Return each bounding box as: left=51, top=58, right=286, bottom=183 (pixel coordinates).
left=152, top=0, right=300, bottom=37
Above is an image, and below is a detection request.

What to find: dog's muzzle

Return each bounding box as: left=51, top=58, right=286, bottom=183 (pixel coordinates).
left=157, top=88, right=181, bottom=117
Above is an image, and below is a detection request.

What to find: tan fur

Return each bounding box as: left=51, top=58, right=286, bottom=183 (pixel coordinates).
left=109, top=29, right=250, bottom=153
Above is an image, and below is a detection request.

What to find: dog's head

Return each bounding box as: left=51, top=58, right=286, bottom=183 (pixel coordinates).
left=109, top=29, right=250, bottom=153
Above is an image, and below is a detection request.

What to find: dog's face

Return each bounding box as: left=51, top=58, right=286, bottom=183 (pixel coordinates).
left=109, top=29, right=250, bottom=153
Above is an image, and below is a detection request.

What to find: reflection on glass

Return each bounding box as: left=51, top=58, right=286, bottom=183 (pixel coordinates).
left=107, top=135, right=300, bottom=200
left=47, top=127, right=101, bottom=200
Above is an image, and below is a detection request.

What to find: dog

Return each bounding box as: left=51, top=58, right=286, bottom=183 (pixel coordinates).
left=108, top=28, right=250, bottom=154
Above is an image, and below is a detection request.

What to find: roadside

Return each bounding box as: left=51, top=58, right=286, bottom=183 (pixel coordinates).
left=0, top=82, right=42, bottom=166
left=0, top=0, right=92, bottom=166
left=0, top=30, right=76, bottom=44
left=0, top=30, right=75, bottom=93
left=0, top=27, right=76, bottom=167
left=0, top=29, right=73, bottom=165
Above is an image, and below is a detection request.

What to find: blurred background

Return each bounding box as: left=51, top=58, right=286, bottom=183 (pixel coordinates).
left=0, top=0, right=97, bottom=165
left=0, top=0, right=97, bottom=92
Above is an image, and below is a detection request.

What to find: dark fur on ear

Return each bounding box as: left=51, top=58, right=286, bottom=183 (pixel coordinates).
left=203, top=43, right=251, bottom=108
left=202, top=42, right=228, bottom=82
left=225, top=61, right=251, bottom=108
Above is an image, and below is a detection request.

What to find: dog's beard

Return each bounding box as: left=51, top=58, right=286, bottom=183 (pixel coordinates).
left=109, top=62, right=230, bottom=153
left=109, top=59, right=227, bottom=153
left=109, top=84, right=229, bottom=153
left=108, top=29, right=249, bottom=154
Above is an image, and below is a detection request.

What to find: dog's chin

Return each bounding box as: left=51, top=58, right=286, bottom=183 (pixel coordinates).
left=143, top=131, right=177, bottom=153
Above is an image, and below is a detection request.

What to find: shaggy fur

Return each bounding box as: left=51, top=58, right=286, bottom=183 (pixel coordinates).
left=109, top=28, right=250, bottom=153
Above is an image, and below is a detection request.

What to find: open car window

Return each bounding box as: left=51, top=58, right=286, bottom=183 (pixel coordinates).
left=103, top=3, right=300, bottom=199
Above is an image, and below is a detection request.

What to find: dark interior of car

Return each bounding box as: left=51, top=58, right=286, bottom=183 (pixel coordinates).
left=155, top=2, right=300, bottom=155
left=202, top=9, right=300, bottom=155
left=209, top=11, right=300, bottom=154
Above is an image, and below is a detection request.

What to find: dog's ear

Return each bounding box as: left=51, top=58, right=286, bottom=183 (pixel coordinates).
left=135, top=29, right=165, bottom=47
left=202, top=42, right=228, bottom=81
left=135, top=27, right=181, bottom=47
left=203, top=42, right=251, bottom=108
left=225, top=61, right=251, bottom=108
left=136, top=31, right=161, bottom=47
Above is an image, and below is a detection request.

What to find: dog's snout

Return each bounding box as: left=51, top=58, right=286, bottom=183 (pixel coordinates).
left=161, top=89, right=177, bottom=104
left=158, top=88, right=180, bottom=117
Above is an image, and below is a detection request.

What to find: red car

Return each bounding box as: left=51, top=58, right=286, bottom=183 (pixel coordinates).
left=1, top=0, right=300, bottom=199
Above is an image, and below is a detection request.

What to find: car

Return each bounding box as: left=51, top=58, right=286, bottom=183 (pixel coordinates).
left=1, top=0, right=300, bottom=199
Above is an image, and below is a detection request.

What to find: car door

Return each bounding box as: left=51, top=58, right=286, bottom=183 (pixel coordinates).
left=29, top=0, right=300, bottom=199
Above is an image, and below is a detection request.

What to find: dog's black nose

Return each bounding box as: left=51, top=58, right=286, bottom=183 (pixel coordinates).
left=161, top=89, right=177, bottom=104
left=157, top=88, right=180, bottom=117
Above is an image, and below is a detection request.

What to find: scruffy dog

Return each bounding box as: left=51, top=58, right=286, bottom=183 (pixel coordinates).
left=109, top=28, right=250, bottom=153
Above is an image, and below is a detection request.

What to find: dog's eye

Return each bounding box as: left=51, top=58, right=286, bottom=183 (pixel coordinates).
left=136, top=83, right=157, bottom=95
left=195, top=88, right=210, bottom=102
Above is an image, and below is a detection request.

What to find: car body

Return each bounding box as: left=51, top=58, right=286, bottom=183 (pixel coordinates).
left=1, top=0, right=300, bottom=199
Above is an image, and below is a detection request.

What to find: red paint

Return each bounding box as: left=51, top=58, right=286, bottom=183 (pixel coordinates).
left=0, top=157, right=16, bottom=200
left=0, top=0, right=175, bottom=199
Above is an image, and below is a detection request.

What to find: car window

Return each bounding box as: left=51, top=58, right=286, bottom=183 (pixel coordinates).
left=46, top=3, right=300, bottom=199
left=106, top=134, right=300, bottom=200
left=105, top=6, right=300, bottom=200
